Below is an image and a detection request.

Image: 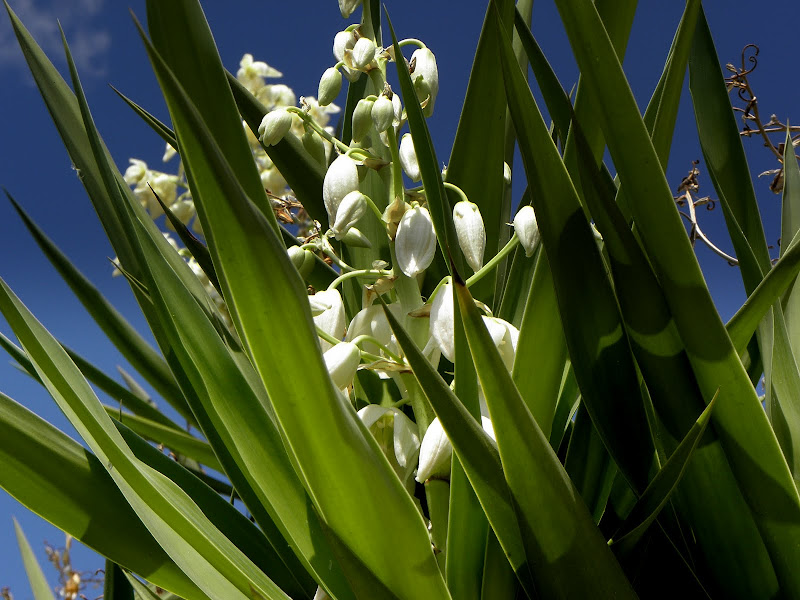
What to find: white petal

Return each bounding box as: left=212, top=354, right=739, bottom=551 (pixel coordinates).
left=323, top=154, right=360, bottom=226
left=395, top=206, right=436, bottom=278
left=430, top=282, right=455, bottom=362
left=311, top=289, right=346, bottom=351
left=416, top=417, right=452, bottom=482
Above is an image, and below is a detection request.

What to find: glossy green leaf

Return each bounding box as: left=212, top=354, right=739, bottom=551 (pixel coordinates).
left=552, top=0, right=800, bottom=593
left=455, top=274, right=636, bottom=598
left=611, top=392, right=717, bottom=553
left=5, top=191, right=190, bottom=424
left=0, top=393, right=206, bottom=599
left=495, top=4, right=656, bottom=494
left=13, top=519, right=57, bottom=600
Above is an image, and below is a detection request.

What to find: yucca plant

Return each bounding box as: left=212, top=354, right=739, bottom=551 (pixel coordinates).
left=3, top=0, right=800, bottom=598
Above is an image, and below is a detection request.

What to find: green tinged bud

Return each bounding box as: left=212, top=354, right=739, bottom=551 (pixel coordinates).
left=453, top=200, right=486, bottom=272
left=351, top=37, right=376, bottom=70
left=340, top=227, right=372, bottom=248
left=333, top=191, right=368, bottom=239
left=371, top=95, right=394, bottom=133
left=302, top=128, right=327, bottom=167
left=351, top=98, right=373, bottom=143
left=287, top=245, right=315, bottom=279
left=318, top=67, right=342, bottom=106
left=410, top=47, right=439, bottom=117
left=258, top=108, right=292, bottom=146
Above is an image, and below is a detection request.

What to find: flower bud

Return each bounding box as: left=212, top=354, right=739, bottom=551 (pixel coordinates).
left=318, top=67, right=342, bottom=106
left=333, top=191, right=368, bottom=239
left=338, top=0, right=363, bottom=18
left=371, top=95, right=394, bottom=133
left=513, top=205, right=540, bottom=257
left=429, top=281, right=455, bottom=362
left=351, top=98, right=373, bottom=143
left=410, top=47, right=439, bottom=117
left=258, top=109, right=292, bottom=146
left=416, top=417, right=452, bottom=482
left=323, top=342, right=361, bottom=390
left=302, top=128, right=327, bottom=167
left=399, top=133, right=421, bottom=182
left=288, top=245, right=315, bottom=279
left=339, top=227, right=372, bottom=248
left=351, top=37, right=376, bottom=70
left=395, top=205, right=436, bottom=278
left=311, top=289, right=345, bottom=351
left=503, top=162, right=512, bottom=186
left=323, top=154, right=360, bottom=227
left=453, top=200, right=485, bottom=272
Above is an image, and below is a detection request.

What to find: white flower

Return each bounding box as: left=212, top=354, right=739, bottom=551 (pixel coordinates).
left=429, top=281, right=455, bottom=362
left=323, top=342, right=361, bottom=390
left=416, top=416, right=496, bottom=483
left=323, top=154, right=360, bottom=227
left=482, top=316, right=519, bottom=372
left=371, top=95, right=394, bottom=133
left=258, top=108, right=292, bottom=146
left=513, top=205, right=540, bottom=257
left=358, top=405, right=420, bottom=487
left=163, top=144, right=177, bottom=163
left=416, top=417, right=452, bottom=482
left=399, top=133, right=420, bottom=182
left=310, top=289, right=345, bottom=351
left=332, top=191, right=368, bottom=239
left=346, top=303, right=404, bottom=357
left=318, top=67, right=342, bottom=107
left=123, top=159, right=148, bottom=185
left=338, top=0, right=363, bottom=18
left=395, top=205, right=436, bottom=278
left=237, top=54, right=282, bottom=93
left=453, top=200, right=486, bottom=272
left=351, top=37, right=376, bottom=70
left=410, top=47, right=439, bottom=117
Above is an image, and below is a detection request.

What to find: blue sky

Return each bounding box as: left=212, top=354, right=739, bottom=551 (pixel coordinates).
left=1, top=0, right=798, bottom=596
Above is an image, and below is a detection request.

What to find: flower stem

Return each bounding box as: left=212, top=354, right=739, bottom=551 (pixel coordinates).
left=327, top=269, right=391, bottom=291
left=466, top=234, right=519, bottom=288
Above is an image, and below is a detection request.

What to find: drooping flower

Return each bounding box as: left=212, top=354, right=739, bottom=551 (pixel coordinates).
left=351, top=98, right=373, bottom=143
left=323, top=342, right=361, bottom=390
left=399, top=133, right=421, bottom=182
left=332, top=191, right=368, bottom=239
left=416, top=416, right=496, bottom=483
left=371, top=95, right=394, bottom=133
left=429, top=281, right=455, bottom=362
left=310, top=289, right=346, bottom=351
left=351, top=37, right=376, bottom=70
left=358, top=405, right=420, bottom=491
left=513, top=205, right=540, bottom=257
left=338, top=0, right=363, bottom=18
left=333, top=29, right=361, bottom=82
left=395, top=205, right=436, bottom=278
left=453, top=200, right=486, bottom=272
left=323, top=154, right=360, bottom=227
left=410, top=47, right=439, bottom=117
left=482, top=316, right=520, bottom=372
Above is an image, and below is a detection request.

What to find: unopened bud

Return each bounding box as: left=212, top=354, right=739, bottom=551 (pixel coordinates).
left=302, top=128, right=327, bottom=167
left=351, top=37, right=376, bottom=70
left=371, top=95, right=394, bottom=133
left=399, top=133, right=421, bottom=182
left=513, top=205, right=540, bottom=257
left=340, top=226, right=372, bottom=248
left=288, top=246, right=315, bottom=279
left=453, top=200, right=485, bottom=272
left=258, top=108, right=292, bottom=146
left=318, top=67, right=343, bottom=106
left=351, top=98, right=373, bottom=143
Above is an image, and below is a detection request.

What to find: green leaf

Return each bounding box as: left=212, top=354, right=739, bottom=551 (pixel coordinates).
left=110, top=85, right=177, bottom=150
left=104, top=561, right=136, bottom=600
left=551, top=0, right=800, bottom=593
left=454, top=274, right=636, bottom=598
left=13, top=519, right=57, bottom=600
left=495, top=3, right=656, bottom=494
left=611, top=392, right=717, bottom=553
left=5, top=190, right=190, bottom=425
left=0, top=393, right=205, bottom=599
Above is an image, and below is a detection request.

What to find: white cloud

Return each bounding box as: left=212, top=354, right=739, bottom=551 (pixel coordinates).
left=0, top=0, right=110, bottom=78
